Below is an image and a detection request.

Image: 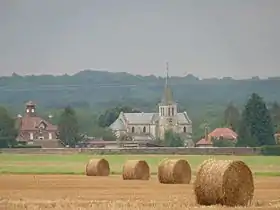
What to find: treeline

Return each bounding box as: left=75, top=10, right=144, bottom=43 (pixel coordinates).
left=1, top=92, right=280, bottom=148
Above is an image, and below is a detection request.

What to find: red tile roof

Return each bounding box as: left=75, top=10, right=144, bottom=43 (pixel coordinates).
left=208, top=128, right=237, bottom=140
left=196, top=138, right=213, bottom=145
left=18, top=116, right=57, bottom=131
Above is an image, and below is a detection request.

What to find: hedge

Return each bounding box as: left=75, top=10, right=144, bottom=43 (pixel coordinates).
left=261, top=145, right=280, bottom=156
left=11, top=145, right=42, bottom=148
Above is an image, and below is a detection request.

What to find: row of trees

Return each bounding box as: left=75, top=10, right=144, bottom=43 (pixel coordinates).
left=214, top=93, right=278, bottom=147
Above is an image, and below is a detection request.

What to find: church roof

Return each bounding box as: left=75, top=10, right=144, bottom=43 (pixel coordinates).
left=109, top=118, right=126, bottom=130
left=178, top=112, right=192, bottom=124
left=124, top=113, right=156, bottom=124
left=110, top=111, right=191, bottom=128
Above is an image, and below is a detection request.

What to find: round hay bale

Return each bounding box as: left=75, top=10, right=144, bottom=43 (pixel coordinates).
left=122, top=160, right=150, bottom=180
left=158, top=158, right=191, bottom=184
left=85, top=158, right=110, bottom=176
left=194, top=159, right=254, bottom=207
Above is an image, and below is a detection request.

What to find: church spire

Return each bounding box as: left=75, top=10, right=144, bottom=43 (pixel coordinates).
left=161, top=62, right=174, bottom=105
left=165, top=61, right=169, bottom=86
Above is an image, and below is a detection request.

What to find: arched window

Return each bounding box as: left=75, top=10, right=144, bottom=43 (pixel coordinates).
left=132, top=126, right=135, bottom=133
left=143, top=126, right=146, bottom=133
left=183, top=127, right=186, bottom=133
left=172, top=107, right=174, bottom=116
left=168, top=107, right=171, bottom=116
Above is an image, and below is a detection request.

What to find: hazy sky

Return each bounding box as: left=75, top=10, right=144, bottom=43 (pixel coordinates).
left=1, top=0, right=280, bottom=78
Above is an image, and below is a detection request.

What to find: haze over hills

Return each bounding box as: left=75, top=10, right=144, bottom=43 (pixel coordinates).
left=0, top=70, right=279, bottom=118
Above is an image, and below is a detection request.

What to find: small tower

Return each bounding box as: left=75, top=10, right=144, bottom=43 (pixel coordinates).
left=25, top=101, right=36, bottom=116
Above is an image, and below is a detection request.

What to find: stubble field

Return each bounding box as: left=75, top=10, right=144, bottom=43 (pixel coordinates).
left=1, top=154, right=280, bottom=209
left=1, top=175, right=280, bottom=210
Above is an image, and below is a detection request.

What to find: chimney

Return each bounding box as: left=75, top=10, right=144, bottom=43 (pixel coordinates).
left=205, top=123, right=209, bottom=141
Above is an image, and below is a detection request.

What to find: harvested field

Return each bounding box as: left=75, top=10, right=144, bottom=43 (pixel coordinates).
left=0, top=175, right=280, bottom=210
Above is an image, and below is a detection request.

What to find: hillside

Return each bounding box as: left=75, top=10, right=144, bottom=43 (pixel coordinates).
left=1, top=70, right=280, bottom=118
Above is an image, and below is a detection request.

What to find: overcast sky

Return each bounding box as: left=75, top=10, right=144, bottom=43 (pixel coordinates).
left=0, top=0, right=279, bottom=78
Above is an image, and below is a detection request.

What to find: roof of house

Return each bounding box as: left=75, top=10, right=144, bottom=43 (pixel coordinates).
left=208, top=128, right=238, bottom=139
left=18, top=116, right=57, bottom=131
left=25, top=100, right=36, bottom=106
left=196, top=138, right=213, bottom=145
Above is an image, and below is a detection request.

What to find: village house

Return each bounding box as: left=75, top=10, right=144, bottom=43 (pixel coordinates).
left=16, top=101, right=62, bottom=148
left=196, top=126, right=238, bottom=147
left=109, top=67, right=193, bottom=147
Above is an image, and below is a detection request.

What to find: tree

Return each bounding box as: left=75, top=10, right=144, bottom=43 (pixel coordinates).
left=237, top=93, right=275, bottom=147
left=212, top=137, right=236, bottom=147
left=223, top=102, right=240, bottom=131
left=119, top=133, right=133, bottom=141
left=98, top=106, right=141, bottom=127
left=163, top=130, right=184, bottom=147
left=57, top=106, right=82, bottom=147
left=91, top=126, right=116, bottom=141
left=269, top=101, right=280, bottom=132
left=0, top=107, right=18, bottom=148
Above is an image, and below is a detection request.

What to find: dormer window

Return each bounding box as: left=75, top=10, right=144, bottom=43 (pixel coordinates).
left=31, top=109, right=34, bottom=113
left=26, top=109, right=30, bottom=113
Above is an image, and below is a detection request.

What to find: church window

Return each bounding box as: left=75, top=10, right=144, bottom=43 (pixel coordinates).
left=168, top=107, right=171, bottom=116
left=143, top=126, right=146, bottom=133
left=131, top=127, right=135, bottom=133
left=183, top=127, right=187, bottom=133
left=172, top=107, right=174, bottom=116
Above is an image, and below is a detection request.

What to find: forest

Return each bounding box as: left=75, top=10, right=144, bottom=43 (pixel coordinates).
left=0, top=70, right=280, bottom=143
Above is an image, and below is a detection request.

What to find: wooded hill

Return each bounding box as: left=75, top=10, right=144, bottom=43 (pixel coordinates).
left=2, top=70, right=279, bottom=118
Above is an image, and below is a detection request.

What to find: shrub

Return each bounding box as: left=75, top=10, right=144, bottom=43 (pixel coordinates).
left=261, top=145, right=280, bottom=156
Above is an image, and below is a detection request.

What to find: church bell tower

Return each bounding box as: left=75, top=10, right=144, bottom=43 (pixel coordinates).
left=158, top=62, right=178, bottom=138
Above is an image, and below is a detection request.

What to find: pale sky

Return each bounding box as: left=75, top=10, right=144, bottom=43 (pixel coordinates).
left=1, top=0, right=280, bottom=78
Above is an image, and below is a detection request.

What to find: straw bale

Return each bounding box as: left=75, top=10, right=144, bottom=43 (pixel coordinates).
left=194, top=159, right=254, bottom=206
left=85, top=158, right=110, bottom=176
left=158, top=158, right=191, bottom=184
left=122, top=160, right=150, bottom=180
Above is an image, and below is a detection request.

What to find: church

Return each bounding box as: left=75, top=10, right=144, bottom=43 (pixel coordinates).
left=109, top=66, right=193, bottom=146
